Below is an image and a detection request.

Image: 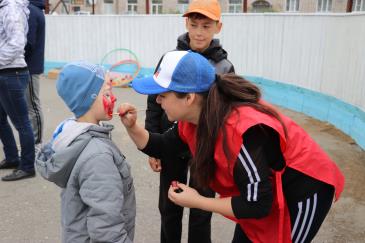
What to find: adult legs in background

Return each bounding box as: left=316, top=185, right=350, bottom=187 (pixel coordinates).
left=231, top=224, right=252, bottom=243
left=159, top=156, right=188, bottom=243
left=25, top=74, right=44, bottom=145
left=0, top=100, right=20, bottom=165
left=159, top=154, right=214, bottom=243
left=0, top=70, right=35, bottom=181
left=188, top=177, right=214, bottom=243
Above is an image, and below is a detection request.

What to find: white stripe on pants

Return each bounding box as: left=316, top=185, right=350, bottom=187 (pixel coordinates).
left=25, top=74, right=44, bottom=144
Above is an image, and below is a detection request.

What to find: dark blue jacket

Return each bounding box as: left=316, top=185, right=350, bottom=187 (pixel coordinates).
left=25, top=0, right=45, bottom=74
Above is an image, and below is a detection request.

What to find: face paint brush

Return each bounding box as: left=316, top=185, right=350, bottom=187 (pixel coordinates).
left=112, top=109, right=145, bottom=117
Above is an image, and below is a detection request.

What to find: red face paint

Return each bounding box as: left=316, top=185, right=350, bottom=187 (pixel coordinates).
left=103, top=93, right=117, bottom=117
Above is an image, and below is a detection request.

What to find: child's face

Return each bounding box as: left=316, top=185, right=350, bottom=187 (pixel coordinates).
left=186, top=17, right=222, bottom=52
left=93, top=76, right=116, bottom=121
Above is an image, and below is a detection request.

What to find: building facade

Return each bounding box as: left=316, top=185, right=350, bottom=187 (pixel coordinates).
left=47, top=0, right=365, bottom=15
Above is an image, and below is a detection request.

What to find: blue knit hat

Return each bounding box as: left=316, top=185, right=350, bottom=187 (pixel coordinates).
left=56, top=61, right=105, bottom=118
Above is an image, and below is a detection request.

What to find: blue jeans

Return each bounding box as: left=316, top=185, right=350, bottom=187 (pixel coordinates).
left=0, top=68, right=35, bottom=172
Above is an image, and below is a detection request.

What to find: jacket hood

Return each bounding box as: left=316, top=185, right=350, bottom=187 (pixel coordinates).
left=29, top=0, right=45, bottom=9
left=36, top=119, right=113, bottom=188
left=176, top=32, right=228, bottom=63
left=0, top=0, right=29, bottom=8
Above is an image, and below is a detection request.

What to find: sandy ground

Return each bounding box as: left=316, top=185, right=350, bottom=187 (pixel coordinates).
left=0, top=76, right=364, bottom=243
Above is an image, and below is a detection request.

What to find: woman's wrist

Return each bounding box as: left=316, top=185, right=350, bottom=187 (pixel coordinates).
left=196, top=194, right=210, bottom=210
left=126, top=124, right=149, bottom=150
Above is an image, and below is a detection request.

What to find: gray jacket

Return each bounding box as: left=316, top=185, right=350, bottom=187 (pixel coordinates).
left=36, top=120, right=136, bottom=243
left=0, top=0, right=29, bottom=69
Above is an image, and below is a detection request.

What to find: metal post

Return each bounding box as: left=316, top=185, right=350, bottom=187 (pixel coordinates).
left=243, top=0, right=248, bottom=13
left=45, top=0, right=50, bottom=14
left=346, top=0, right=353, bottom=12
left=146, top=0, right=150, bottom=14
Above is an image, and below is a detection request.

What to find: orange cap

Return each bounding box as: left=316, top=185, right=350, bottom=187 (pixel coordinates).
left=182, top=0, right=221, bottom=21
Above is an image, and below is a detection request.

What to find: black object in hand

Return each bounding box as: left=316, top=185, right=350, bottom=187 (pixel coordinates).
left=171, top=180, right=183, bottom=193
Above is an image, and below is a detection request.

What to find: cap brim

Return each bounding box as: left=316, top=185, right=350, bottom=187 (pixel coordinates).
left=132, top=76, right=169, bottom=95
left=182, top=9, right=219, bottom=21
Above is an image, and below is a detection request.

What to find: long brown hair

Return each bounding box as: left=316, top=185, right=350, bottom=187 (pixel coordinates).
left=189, top=73, right=287, bottom=189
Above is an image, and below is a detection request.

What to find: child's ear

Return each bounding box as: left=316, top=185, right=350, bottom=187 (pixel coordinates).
left=215, top=22, right=222, bottom=34
left=185, top=18, right=189, bottom=29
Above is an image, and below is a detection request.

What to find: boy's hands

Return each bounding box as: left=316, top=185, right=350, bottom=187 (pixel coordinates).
left=148, top=157, right=162, bottom=172
left=118, top=103, right=137, bottom=128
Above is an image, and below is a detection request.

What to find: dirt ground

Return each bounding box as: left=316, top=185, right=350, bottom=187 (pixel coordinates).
left=0, top=76, right=364, bottom=243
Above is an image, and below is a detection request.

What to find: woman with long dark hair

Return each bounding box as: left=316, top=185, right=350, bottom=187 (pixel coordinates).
left=118, top=50, right=344, bottom=243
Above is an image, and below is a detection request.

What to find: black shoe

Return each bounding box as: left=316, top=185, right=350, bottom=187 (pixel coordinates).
left=0, top=159, right=19, bottom=169
left=1, top=169, right=35, bottom=181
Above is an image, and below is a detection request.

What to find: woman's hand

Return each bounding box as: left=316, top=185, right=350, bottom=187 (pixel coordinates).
left=116, top=103, right=149, bottom=150
left=118, top=103, right=137, bottom=128
left=168, top=182, right=204, bottom=209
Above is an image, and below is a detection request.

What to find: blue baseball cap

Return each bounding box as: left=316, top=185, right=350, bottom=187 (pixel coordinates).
left=132, top=51, right=215, bottom=95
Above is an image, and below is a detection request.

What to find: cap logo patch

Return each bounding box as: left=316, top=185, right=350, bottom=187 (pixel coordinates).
left=154, top=67, right=161, bottom=78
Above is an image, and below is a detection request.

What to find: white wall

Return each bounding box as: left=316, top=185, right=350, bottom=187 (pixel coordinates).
left=45, top=15, right=185, bottom=68
left=45, top=13, right=365, bottom=111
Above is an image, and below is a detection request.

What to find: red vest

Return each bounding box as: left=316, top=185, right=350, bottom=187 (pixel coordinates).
left=178, top=105, right=344, bottom=243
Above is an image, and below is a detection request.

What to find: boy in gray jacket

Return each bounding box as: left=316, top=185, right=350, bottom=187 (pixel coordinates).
left=36, top=61, right=136, bottom=243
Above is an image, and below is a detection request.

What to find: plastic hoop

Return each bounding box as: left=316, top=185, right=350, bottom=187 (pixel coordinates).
left=100, top=48, right=141, bottom=87
left=100, top=48, right=140, bottom=66
left=108, top=59, right=141, bottom=87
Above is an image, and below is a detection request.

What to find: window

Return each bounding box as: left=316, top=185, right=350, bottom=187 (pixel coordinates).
left=127, top=0, right=138, bottom=14
left=75, top=10, right=91, bottom=15
left=72, top=6, right=81, bottom=12
left=252, top=0, right=272, bottom=12
left=286, top=0, right=299, bottom=12
left=104, top=0, right=114, bottom=14
left=228, top=0, right=242, bottom=13
left=177, top=0, right=189, bottom=14
left=71, top=0, right=84, bottom=4
left=353, top=0, right=365, bottom=11
left=151, top=0, right=163, bottom=14
left=317, top=0, right=332, bottom=12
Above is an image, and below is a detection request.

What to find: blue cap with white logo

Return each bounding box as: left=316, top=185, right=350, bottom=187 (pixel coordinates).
left=132, top=51, right=215, bottom=95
